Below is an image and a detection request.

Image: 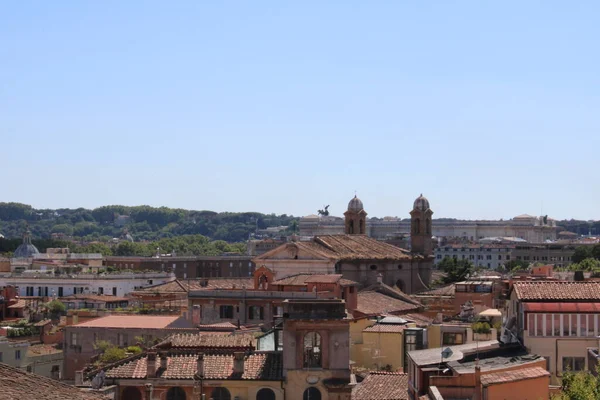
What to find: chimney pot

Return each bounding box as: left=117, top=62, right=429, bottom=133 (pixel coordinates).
left=147, top=351, right=157, bottom=377
left=159, top=351, right=168, bottom=371
left=233, top=352, right=245, bottom=374
left=197, top=353, right=204, bottom=378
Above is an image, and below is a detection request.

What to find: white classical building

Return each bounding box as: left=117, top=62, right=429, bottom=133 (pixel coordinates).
left=300, top=212, right=558, bottom=243
left=0, top=272, right=175, bottom=298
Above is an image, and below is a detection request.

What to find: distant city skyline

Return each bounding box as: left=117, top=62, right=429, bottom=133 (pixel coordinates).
left=2, top=2, right=599, bottom=221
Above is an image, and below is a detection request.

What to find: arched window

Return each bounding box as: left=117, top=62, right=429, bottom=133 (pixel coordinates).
left=211, top=387, right=231, bottom=400
left=166, top=387, right=187, bottom=400
left=303, top=332, right=322, bottom=368
left=121, top=387, right=142, bottom=400
left=303, top=387, right=322, bottom=400
left=426, top=218, right=431, bottom=235
left=414, top=218, right=421, bottom=234
left=359, top=219, right=364, bottom=234
left=349, top=220, right=355, bottom=234
left=256, top=388, right=276, bottom=400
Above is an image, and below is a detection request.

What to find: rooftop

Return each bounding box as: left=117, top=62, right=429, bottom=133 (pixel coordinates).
left=448, top=350, right=543, bottom=374
left=155, top=333, right=256, bottom=349
left=352, top=372, right=409, bottom=400
left=513, top=281, right=600, bottom=301
left=408, top=340, right=499, bottom=366
left=102, top=351, right=282, bottom=381
left=255, top=234, right=415, bottom=261
left=356, top=291, right=420, bottom=316
left=480, top=366, right=549, bottom=386
left=73, top=315, right=193, bottom=329
left=270, top=273, right=359, bottom=287
left=0, top=363, right=106, bottom=400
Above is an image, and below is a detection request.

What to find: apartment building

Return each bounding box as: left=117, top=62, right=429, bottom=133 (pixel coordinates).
left=505, top=281, right=600, bottom=384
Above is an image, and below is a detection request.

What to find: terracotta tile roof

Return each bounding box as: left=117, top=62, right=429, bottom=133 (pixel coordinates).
left=480, top=366, right=550, bottom=386
left=314, top=235, right=413, bottom=261
left=352, top=372, right=409, bottom=400
left=513, top=281, right=600, bottom=301
left=414, top=285, right=455, bottom=297
left=134, top=280, right=189, bottom=294
left=363, top=324, right=407, bottom=333
left=104, top=351, right=282, bottom=380
left=271, top=273, right=357, bottom=286
left=0, top=363, right=107, bottom=400
left=62, top=294, right=129, bottom=302
left=73, top=315, right=192, bottom=329
left=26, top=343, right=62, bottom=357
left=156, top=333, right=256, bottom=349
left=356, top=291, right=420, bottom=316
left=304, top=274, right=343, bottom=283
left=197, top=322, right=238, bottom=331
left=271, top=274, right=317, bottom=286
left=8, top=299, right=28, bottom=309
left=403, top=313, right=434, bottom=327
left=255, top=235, right=414, bottom=261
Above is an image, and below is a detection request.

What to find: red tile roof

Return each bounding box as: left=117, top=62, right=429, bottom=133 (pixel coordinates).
left=363, top=324, right=407, bottom=333
left=352, top=372, right=409, bottom=400
left=62, top=294, right=129, bottom=302
left=480, top=366, right=550, bottom=386
left=104, top=351, right=282, bottom=380
left=256, top=235, right=415, bottom=261
left=356, top=291, right=420, bottom=316
left=414, top=284, right=455, bottom=297
left=304, top=274, right=343, bottom=283
left=513, top=281, right=600, bottom=301
left=134, top=278, right=255, bottom=294
left=271, top=273, right=358, bottom=286
left=523, top=302, right=600, bottom=313
left=0, top=363, right=107, bottom=400
left=156, top=333, right=256, bottom=349
left=27, top=343, right=62, bottom=357
left=73, top=315, right=191, bottom=329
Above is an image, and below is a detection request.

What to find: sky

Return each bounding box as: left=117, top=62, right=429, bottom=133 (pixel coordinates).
left=1, top=1, right=599, bottom=221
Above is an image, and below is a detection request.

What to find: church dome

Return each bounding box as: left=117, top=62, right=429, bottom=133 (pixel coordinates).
left=347, top=195, right=364, bottom=212
left=413, top=194, right=430, bottom=211
left=13, top=230, right=39, bottom=258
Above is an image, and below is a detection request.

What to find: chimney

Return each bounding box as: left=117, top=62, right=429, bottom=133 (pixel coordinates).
left=75, top=370, right=84, bottom=386
left=233, top=352, right=245, bottom=375
left=147, top=351, right=157, bottom=377
left=474, top=361, right=482, bottom=400
left=159, top=351, right=168, bottom=371
left=376, top=273, right=383, bottom=284
left=196, top=353, right=204, bottom=378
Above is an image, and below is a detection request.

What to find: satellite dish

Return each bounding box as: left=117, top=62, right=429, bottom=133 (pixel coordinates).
left=441, top=347, right=453, bottom=359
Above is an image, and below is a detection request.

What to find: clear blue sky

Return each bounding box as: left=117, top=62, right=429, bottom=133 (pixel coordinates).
left=2, top=2, right=599, bottom=221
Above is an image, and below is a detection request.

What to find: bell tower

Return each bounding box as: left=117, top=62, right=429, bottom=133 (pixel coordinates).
left=410, top=194, right=433, bottom=256
left=344, top=195, right=367, bottom=235
left=282, top=299, right=352, bottom=400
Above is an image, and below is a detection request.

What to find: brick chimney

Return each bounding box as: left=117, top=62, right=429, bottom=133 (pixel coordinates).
left=147, top=351, right=157, bottom=377
left=233, top=352, right=245, bottom=375
left=197, top=353, right=204, bottom=378
left=474, top=360, right=481, bottom=400
left=159, top=351, right=168, bottom=371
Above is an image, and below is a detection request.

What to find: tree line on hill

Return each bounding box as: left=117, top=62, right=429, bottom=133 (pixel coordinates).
left=0, top=234, right=247, bottom=257
left=0, top=202, right=298, bottom=243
